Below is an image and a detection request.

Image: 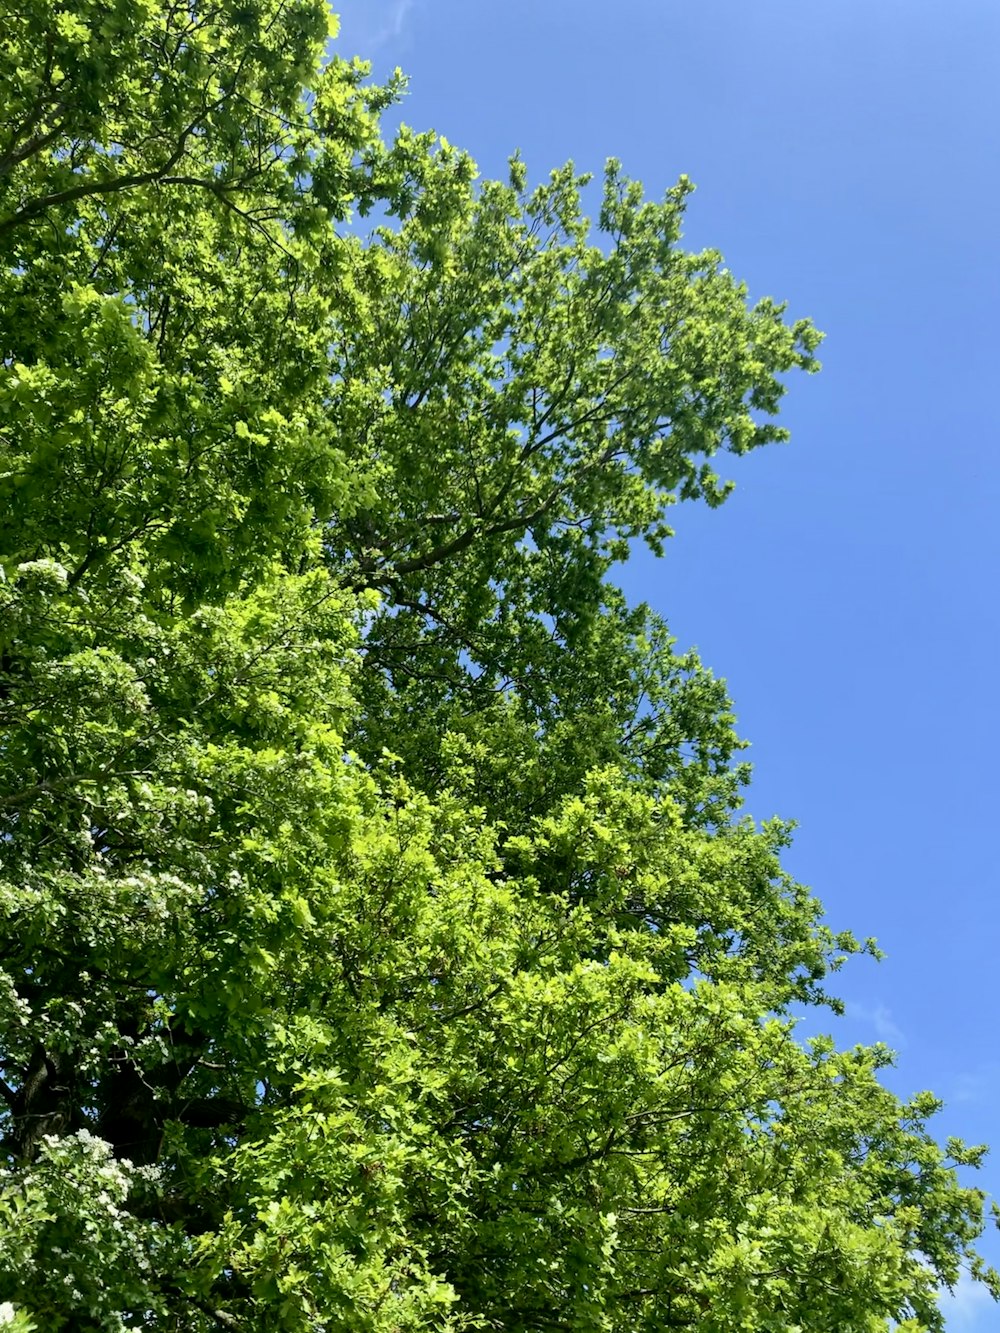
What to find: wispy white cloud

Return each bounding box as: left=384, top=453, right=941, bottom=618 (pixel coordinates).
left=336, top=0, right=416, bottom=54
left=938, top=1271, right=995, bottom=1329
left=950, top=1060, right=1000, bottom=1106
left=843, top=1000, right=906, bottom=1048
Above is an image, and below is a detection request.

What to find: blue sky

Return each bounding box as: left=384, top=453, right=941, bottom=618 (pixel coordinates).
left=335, top=2, right=1000, bottom=1323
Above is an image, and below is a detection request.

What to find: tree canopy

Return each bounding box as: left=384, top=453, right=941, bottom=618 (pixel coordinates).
left=0, top=3, right=996, bottom=1329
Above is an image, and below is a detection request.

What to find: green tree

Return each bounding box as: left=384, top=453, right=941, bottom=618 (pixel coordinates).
left=0, top=3, right=996, bottom=1329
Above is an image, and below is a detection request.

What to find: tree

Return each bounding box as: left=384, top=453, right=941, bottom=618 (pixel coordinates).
left=0, top=3, right=995, bottom=1329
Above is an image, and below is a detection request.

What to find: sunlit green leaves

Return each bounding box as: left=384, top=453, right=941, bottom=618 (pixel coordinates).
left=0, top=2, right=995, bottom=1329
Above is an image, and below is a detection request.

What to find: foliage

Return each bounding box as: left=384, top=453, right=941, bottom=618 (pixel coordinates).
left=0, top=2, right=996, bottom=1329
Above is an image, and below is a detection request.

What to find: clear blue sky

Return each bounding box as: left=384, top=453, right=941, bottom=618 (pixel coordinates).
left=336, top=3, right=1000, bottom=1323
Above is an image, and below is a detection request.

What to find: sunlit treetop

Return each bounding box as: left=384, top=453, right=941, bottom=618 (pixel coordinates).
left=0, top=4, right=995, bottom=1330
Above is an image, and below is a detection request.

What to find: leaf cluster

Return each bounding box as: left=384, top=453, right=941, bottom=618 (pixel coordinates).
left=0, top=4, right=994, bottom=1330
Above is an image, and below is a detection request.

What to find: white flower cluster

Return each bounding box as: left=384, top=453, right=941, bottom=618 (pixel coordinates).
left=14, top=558, right=69, bottom=589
